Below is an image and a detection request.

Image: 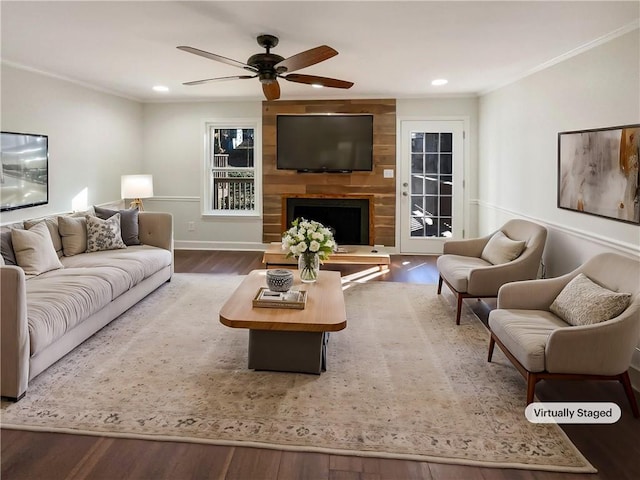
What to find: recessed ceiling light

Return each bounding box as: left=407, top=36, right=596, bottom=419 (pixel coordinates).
left=431, top=79, right=448, bottom=86
left=152, top=85, right=169, bottom=92
left=312, top=84, right=323, bottom=89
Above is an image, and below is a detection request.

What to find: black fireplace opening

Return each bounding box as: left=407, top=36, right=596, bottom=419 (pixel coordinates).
left=286, top=198, right=370, bottom=245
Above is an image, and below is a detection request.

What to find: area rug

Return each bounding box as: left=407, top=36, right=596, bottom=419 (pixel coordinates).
left=1, top=274, right=595, bottom=473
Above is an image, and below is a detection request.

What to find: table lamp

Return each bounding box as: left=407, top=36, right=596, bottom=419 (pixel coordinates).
left=121, top=174, right=154, bottom=210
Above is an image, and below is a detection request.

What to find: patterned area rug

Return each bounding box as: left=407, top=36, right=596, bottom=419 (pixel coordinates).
left=1, top=274, right=595, bottom=473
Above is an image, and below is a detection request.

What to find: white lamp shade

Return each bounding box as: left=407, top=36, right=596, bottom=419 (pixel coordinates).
left=121, top=175, right=154, bottom=199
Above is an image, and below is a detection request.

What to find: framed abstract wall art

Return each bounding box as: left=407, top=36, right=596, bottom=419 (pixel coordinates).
left=558, top=124, right=639, bottom=225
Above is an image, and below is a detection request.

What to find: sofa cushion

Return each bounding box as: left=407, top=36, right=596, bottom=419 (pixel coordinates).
left=60, top=245, right=172, bottom=287
left=0, top=222, right=23, bottom=265
left=481, top=231, right=526, bottom=265
left=25, top=268, right=115, bottom=355
left=489, top=309, right=568, bottom=372
left=24, top=217, right=63, bottom=258
left=86, top=214, right=127, bottom=253
left=58, top=215, right=88, bottom=256
left=436, top=254, right=491, bottom=293
left=549, top=273, right=631, bottom=326
left=94, top=206, right=141, bottom=246
left=11, top=222, right=64, bottom=276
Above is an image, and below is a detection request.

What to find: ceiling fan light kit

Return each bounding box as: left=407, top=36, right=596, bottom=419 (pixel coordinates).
left=178, top=34, right=354, bottom=100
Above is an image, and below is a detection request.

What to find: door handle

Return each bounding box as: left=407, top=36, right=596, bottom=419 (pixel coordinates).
left=402, top=182, right=408, bottom=187
left=402, top=191, right=408, bottom=196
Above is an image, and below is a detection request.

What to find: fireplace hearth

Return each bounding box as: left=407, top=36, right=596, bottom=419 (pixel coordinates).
left=285, top=197, right=371, bottom=245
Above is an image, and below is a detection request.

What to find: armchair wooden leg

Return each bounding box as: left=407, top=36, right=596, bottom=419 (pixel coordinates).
left=437, top=275, right=443, bottom=294
left=488, top=335, right=495, bottom=362
left=526, top=373, right=538, bottom=405
left=455, top=294, right=463, bottom=325
left=619, top=371, right=640, bottom=418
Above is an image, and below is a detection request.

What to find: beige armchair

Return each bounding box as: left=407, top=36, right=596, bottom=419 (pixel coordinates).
left=437, top=219, right=547, bottom=324
left=488, top=253, right=640, bottom=417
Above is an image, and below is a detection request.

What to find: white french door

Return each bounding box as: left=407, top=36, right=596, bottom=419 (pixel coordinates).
left=399, top=120, right=464, bottom=254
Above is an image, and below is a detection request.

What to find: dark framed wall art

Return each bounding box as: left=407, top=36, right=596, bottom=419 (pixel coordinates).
left=558, top=124, right=639, bottom=225
left=0, top=131, right=49, bottom=212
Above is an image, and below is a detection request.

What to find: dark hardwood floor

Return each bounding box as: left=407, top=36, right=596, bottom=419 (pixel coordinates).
left=2, top=250, right=639, bottom=480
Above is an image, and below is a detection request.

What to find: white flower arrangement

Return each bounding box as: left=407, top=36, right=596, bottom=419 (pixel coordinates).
left=281, top=217, right=335, bottom=261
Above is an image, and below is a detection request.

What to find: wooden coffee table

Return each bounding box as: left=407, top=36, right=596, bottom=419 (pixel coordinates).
left=219, top=270, right=346, bottom=374
left=262, top=243, right=390, bottom=270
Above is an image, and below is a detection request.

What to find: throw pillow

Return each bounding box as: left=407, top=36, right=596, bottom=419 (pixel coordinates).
left=94, top=206, right=141, bottom=246
left=58, top=216, right=88, bottom=256
left=1, top=223, right=24, bottom=265
left=11, top=222, right=64, bottom=275
left=481, top=231, right=526, bottom=265
left=24, top=216, right=63, bottom=258
left=86, top=214, right=127, bottom=253
left=550, top=273, right=632, bottom=326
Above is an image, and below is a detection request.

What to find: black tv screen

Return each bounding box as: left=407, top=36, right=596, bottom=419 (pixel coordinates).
left=277, top=114, right=373, bottom=172
left=1, top=131, right=49, bottom=212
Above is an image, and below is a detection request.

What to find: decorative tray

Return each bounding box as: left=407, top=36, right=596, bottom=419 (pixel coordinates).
left=252, top=288, right=307, bottom=310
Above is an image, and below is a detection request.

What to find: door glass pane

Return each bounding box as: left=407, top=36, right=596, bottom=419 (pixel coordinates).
left=425, top=154, right=438, bottom=173
left=411, top=154, right=423, bottom=173
left=424, top=196, right=438, bottom=216
left=411, top=133, right=424, bottom=151
left=440, top=154, right=452, bottom=175
left=408, top=130, right=455, bottom=238
left=440, top=133, right=452, bottom=152
left=424, top=176, right=438, bottom=194
left=411, top=175, right=423, bottom=194
left=425, top=133, right=439, bottom=152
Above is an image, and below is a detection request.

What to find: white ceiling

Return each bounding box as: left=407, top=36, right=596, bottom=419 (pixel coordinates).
left=1, top=1, right=638, bottom=102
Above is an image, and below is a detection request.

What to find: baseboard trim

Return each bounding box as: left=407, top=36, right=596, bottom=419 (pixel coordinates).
left=175, top=240, right=267, bottom=251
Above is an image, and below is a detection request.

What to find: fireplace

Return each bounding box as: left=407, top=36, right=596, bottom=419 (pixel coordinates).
left=285, top=196, right=371, bottom=245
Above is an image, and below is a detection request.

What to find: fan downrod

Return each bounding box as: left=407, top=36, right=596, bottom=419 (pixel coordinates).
left=256, top=34, right=279, bottom=52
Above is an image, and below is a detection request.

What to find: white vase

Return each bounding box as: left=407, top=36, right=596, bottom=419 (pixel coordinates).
left=298, top=252, right=320, bottom=283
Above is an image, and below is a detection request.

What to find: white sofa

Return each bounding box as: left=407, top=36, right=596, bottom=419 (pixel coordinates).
left=1, top=209, right=173, bottom=400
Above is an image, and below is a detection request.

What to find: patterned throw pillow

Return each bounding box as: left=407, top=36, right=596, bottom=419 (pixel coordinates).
left=94, top=206, right=141, bottom=246
left=86, top=214, right=127, bottom=253
left=550, top=273, right=632, bottom=326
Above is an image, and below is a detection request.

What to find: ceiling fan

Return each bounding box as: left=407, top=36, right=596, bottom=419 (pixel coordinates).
left=177, top=34, right=354, bottom=101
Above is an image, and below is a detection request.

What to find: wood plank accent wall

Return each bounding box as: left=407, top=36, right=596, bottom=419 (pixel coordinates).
left=262, top=99, right=397, bottom=246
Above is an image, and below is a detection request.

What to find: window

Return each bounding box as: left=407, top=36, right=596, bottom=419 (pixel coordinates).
left=204, top=122, right=260, bottom=216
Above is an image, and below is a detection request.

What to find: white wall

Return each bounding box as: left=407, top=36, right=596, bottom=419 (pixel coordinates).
left=141, top=101, right=263, bottom=249
left=478, top=29, right=640, bottom=389
left=0, top=64, right=143, bottom=224
left=478, top=29, right=639, bottom=276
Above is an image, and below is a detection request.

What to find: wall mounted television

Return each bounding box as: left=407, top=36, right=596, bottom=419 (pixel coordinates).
left=1, top=131, right=49, bottom=212
left=277, top=114, right=373, bottom=172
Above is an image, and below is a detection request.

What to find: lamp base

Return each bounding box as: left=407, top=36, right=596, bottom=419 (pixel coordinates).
left=129, top=199, right=145, bottom=211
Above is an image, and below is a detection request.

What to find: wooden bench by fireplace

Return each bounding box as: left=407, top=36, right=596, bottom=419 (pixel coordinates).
left=262, top=243, right=390, bottom=270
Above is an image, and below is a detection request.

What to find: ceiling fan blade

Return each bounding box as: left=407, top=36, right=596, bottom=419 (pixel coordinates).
left=262, top=81, right=281, bottom=101
left=283, top=74, right=354, bottom=89
left=177, top=46, right=257, bottom=72
left=183, top=75, right=256, bottom=86
left=275, top=45, right=338, bottom=73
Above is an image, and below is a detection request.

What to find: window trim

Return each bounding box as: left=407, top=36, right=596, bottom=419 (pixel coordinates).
left=201, top=118, right=262, bottom=218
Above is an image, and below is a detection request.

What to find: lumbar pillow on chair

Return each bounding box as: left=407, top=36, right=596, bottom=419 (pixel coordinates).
left=550, top=273, right=631, bottom=326
left=481, top=231, right=526, bottom=265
